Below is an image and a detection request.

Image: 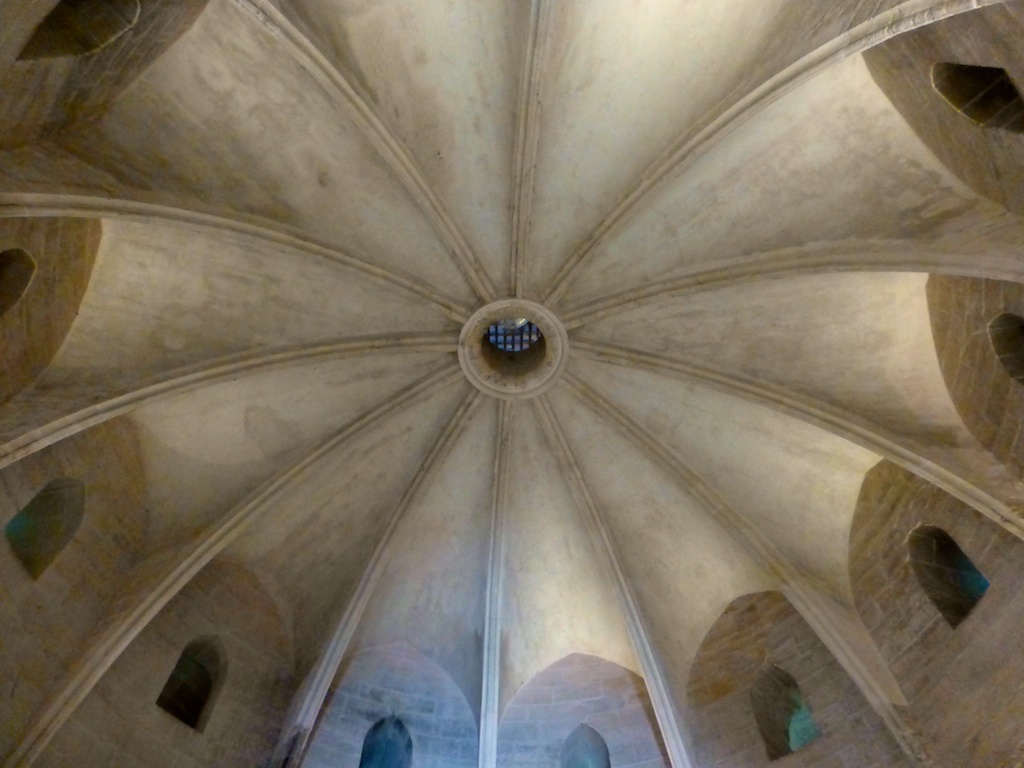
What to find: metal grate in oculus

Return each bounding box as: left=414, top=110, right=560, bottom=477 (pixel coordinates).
left=486, top=319, right=542, bottom=353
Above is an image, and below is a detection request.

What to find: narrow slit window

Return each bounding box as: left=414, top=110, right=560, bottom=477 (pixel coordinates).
left=908, top=526, right=989, bottom=628
left=5, top=478, right=85, bottom=579
left=932, top=63, right=1024, bottom=133
left=18, top=0, right=140, bottom=61
left=750, top=663, right=822, bottom=761
left=156, top=637, right=225, bottom=731
left=562, top=724, right=611, bottom=768
left=358, top=716, right=412, bottom=768
left=0, top=249, right=36, bottom=319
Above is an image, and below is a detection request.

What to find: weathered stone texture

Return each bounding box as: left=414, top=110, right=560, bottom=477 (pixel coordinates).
left=0, top=417, right=147, bottom=760
left=926, top=275, right=1024, bottom=476
left=864, top=4, right=1024, bottom=216
left=0, top=217, right=100, bottom=405
left=496, top=653, right=669, bottom=768
left=36, top=559, right=293, bottom=768
left=851, top=460, right=1024, bottom=767
left=686, top=591, right=908, bottom=768
left=0, top=0, right=210, bottom=149
left=304, top=643, right=478, bottom=768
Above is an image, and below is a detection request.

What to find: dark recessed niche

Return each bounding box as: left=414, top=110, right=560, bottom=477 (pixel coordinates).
left=359, top=717, right=412, bottom=768
left=932, top=63, right=1024, bottom=134
left=0, top=249, right=35, bottom=318
left=988, top=312, right=1024, bottom=381
left=156, top=637, right=224, bottom=731
left=5, top=478, right=85, bottom=580
left=908, top=526, right=989, bottom=628
left=482, top=319, right=546, bottom=377
left=18, top=0, right=140, bottom=61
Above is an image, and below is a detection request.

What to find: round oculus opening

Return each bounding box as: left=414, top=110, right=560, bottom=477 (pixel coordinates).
left=458, top=300, right=567, bottom=400
left=481, top=319, right=547, bottom=377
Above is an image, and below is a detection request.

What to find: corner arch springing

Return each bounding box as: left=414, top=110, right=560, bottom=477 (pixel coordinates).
left=5, top=477, right=85, bottom=579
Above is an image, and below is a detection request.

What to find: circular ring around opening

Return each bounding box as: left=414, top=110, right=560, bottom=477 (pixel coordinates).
left=458, top=300, right=568, bottom=400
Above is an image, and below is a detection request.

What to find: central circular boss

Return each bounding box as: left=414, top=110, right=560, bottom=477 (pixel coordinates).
left=458, top=299, right=568, bottom=399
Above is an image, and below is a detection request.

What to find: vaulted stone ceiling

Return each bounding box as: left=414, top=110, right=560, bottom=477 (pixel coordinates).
left=2, top=1, right=1024, bottom=767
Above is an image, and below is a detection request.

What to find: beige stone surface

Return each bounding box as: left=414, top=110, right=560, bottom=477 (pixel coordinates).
left=2, top=1, right=1024, bottom=767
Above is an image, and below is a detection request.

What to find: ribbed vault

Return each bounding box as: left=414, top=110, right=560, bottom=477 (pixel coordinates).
left=2, top=1, right=1024, bottom=768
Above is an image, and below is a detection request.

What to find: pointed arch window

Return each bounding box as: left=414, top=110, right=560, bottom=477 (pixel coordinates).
left=358, top=716, right=412, bottom=768
left=17, top=0, right=140, bottom=61
left=908, top=526, right=989, bottom=628
left=156, top=637, right=225, bottom=731
left=562, top=724, right=610, bottom=768
left=750, top=663, right=822, bottom=760
left=5, top=478, right=85, bottom=579
left=0, top=249, right=36, bottom=319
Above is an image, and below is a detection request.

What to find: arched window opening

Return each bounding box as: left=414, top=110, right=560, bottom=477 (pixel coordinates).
left=0, top=249, right=36, bottom=319
left=932, top=63, right=1024, bottom=133
left=561, top=724, right=610, bottom=768
left=989, top=313, right=1024, bottom=381
left=17, top=0, right=141, bottom=61
left=908, top=526, right=989, bottom=628
left=750, top=663, right=822, bottom=760
left=358, top=716, right=412, bottom=768
left=5, top=478, right=85, bottom=579
left=156, top=637, right=225, bottom=731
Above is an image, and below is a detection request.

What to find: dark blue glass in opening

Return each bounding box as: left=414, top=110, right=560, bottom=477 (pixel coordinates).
left=562, top=724, right=610, bottom=768
left=358, top=716, right=412, bottom=768
left=787, top=692, right=822, bottom=752
left=487, top=320, right=541, bottom=353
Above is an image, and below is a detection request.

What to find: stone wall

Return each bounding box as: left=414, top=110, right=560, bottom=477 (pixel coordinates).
left=926, top=275, right=1024, bottom=477
left=496, top=653, right=669, bottom=768
left=851, top=460, right=1024, bottom=767
left=0, top=0, right=210, bottom=149
left=686, top=591, right=908, bottom=768
left=0, top=416, right=147, bottom=760
left=864, top=4, right=1024, bottom=217
left=0, top=217, right=100, bottom=406
left=37, top=558, right=294, bottom=768
left=304, top=643, right=478, bottom=768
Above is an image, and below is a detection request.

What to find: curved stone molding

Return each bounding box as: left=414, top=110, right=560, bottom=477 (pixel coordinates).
left=3, top=365, right=464, bottom=768
left=233, top=0, right=498, bottom=304
left=542, top=0, right=1007, bottom=307
left=687, top=592, right=908, bottom=768
left=865, top=4, right=1024, bottom=217
left=850, top=461, right=1024, bottom=766
left=927, top=275, right=1024, bottom=478
left=0, top=0, right=209, bottom=149
left=459, top=300, right=568, bottom=400
left=0, top=194, right=473, bottom=318
left=561, top=240, right=1024, bottom=329
left=0, top=217, right=100, bottom=405
left=0, top=333, right=457, bottom=472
